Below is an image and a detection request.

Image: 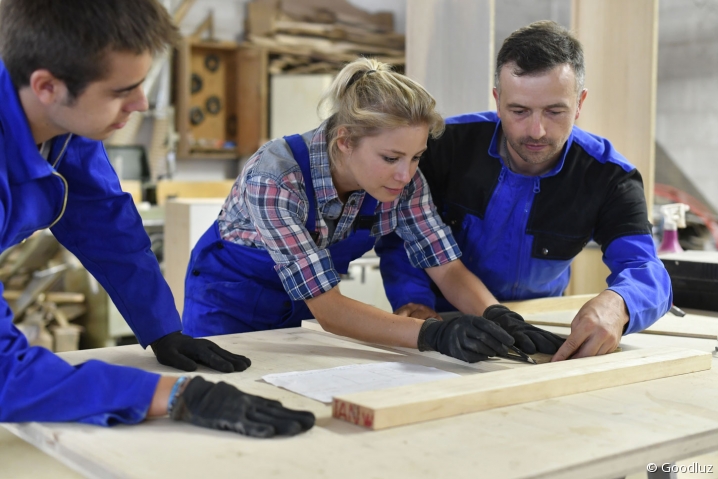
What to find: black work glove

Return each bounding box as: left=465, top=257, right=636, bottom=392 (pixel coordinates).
left=483, top=305, right=565, bottom=355
left=417, top=315, right=515, bottom=363
left=171, top=376, right=315, bottom=438
left=151, top=332, right=251, bottom=373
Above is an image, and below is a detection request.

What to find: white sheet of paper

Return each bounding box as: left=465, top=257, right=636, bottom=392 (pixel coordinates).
left=262, top=362, right=460, bottom=403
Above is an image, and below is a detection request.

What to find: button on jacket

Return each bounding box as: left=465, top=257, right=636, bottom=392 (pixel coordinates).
left=376, top=111, right=672, bottom=334
left=0, top=60, right=181, bottom=425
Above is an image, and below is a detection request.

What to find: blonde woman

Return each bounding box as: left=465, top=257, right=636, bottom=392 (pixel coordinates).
left=182, top=58, right=519, bottom=363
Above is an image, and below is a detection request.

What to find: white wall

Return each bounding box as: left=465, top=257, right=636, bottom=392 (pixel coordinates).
left=656, top=0, right=718, bottom=211
left=495, top=0, right=570, bottom=48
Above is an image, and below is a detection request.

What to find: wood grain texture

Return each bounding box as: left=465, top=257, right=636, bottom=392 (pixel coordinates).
left=155, top=180, right=235, bottom=206
left=503, top=295, right=718, bottom=340
left=332, top=347, right=711, bottom=430
left=572, top=0, right=658, bottom=211
left=5, top=329, right=718, bottom=479
left=526, top=310, right=718, bottom=340
left=237, top=46, right=269, bottom=156
left=502, top=294, right=597, bottom=315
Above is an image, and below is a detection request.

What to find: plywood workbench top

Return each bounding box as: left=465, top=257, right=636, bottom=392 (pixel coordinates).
left=3, top=324, right=718, bottom=479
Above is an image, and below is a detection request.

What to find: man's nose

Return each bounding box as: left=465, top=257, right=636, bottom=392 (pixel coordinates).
left=528, top=113, right=546, bottom=139
left=125, top=88, right=149, bottom=113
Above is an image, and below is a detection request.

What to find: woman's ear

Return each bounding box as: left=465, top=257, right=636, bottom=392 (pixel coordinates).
left=336, top=126, right=352, bottom=155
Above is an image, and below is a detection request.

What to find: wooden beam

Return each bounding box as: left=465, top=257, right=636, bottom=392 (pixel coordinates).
left=155, top=180, right=235, bottom=206
left=172, top=0, right=197, bottom=25
left=237, top=46, right=269, bottom=156
left=332, top=347, right=711, bottom=429
left=572, top=0, right=658, bottom=212
left=164, top=198, right=226, bottom=313
left=502, top=294, right=597, bottom=315
left=569, top=1, right=658, bottom=297
left=526, top=309, right=718, bottom=340
left=503, top=295, right=718, bottom=340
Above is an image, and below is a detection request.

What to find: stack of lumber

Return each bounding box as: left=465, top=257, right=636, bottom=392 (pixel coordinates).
left=0, top=231, right=86, bottom=352
left=245, top=0, right=405, bottom=75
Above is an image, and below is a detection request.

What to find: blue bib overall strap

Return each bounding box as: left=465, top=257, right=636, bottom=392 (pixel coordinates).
left=284, top=133, right=378, bottom=274
left=284, top=134, right=317, bottom=234
left=182, top=134, right=379, bottom=337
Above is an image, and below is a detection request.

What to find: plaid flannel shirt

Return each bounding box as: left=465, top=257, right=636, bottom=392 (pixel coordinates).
left=218, top=123, right=461, bottom=301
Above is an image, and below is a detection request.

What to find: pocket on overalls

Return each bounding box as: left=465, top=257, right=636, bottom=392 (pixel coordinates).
left=202, top=280, right=294, bottom=330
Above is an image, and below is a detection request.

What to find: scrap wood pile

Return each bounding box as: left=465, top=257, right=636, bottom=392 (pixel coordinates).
left=0, top=230, right=86, bottom=352
left=245, top=0, right=405, bottom=75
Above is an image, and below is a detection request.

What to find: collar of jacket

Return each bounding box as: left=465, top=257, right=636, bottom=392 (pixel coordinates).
left=0, top=59, right=71, bottom=183
left=306, top=121, right=357, bottom=211
left=486, top=111, right=577, bottom=179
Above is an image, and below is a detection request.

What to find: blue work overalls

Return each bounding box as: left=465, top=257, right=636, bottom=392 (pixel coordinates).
left=0, top=59, right=174, bottom=425
left=182, top=134, right=378, bottom=337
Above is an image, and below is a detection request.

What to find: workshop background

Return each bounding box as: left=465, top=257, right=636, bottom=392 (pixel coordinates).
left=2, top=1, right=718, bottom=478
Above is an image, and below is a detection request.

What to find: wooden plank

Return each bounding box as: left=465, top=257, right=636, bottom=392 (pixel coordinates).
left=332, top=347, right=711, bottom=430
left=5, top=328, right=718, bottom=479
left=503, top=295, right=718, bottom=339
left=237, top=46, right=269, bottom=156
left=175, top=37, right=192, bottom=158
left=565, top=246, right=610, bottom=296
left=502, top=294, right=597, bottom=315
left=572, top=0, right=658, bottom=213
left=164, top=198, right=226, bottom=313
left=246, top=1, right=277, bottom=37
left=155, top=180, right=235, bottom=206
left=119, top=180, right=142, bottom=204
left=526, top=309, right=718, bottom=340
left=172, top=0, right=197, bottom=25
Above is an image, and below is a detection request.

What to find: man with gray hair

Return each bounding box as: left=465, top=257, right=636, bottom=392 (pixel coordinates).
left=377, top=20, right=672, bottom=362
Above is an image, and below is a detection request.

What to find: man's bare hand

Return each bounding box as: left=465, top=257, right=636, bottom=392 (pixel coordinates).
left=394, top=303, right=441, bottom=320
left=551, top=290, right=629, bottom=362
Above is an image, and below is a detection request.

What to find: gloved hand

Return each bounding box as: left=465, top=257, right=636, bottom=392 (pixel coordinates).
left=483, top=305, right=565, bottom=355
left=151, top=332, right=251, bottom=373
left=417, top=315, right=515, bottom=363
left=171, top=376, right=315, bottom=438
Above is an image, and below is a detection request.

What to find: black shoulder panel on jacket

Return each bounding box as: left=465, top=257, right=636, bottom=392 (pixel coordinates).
left=419, top=122, right=652, bottom=261
left=527, top=142, right=652, bottom=258
left=419, top=121, right=501, bottom=227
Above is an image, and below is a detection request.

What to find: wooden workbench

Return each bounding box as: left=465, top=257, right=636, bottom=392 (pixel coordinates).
left=3, top=322, right=718, bottom=479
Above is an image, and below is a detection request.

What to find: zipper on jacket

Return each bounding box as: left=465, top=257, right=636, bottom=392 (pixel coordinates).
left=51, top=134, right=72, bottom=168
left=46, top=171, right=69, bottom=229
left=511, top=178, right=538, bottom=297
left=43, top=134, right=72, bottom=229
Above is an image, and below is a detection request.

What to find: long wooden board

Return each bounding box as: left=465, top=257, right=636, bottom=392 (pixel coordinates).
left=332, top=347, right=711, bottom=430
left=525, top=310, right=718, bottom=340
left=503, top=295, right=718, bottom=340
left=502, top=294, right=596, bottom=315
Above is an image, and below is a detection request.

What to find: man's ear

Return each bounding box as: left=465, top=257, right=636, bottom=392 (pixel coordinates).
left=492, top=87, right=501, bottom=118
left=575, top=88, right=588, bottom=120
left=28, top=70, right=67, bottom=106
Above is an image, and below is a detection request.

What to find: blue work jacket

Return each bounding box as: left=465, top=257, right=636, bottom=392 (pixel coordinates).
left=0, top=60, right=181, bottom=425
left=376, top=111, right=672, bottom=334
